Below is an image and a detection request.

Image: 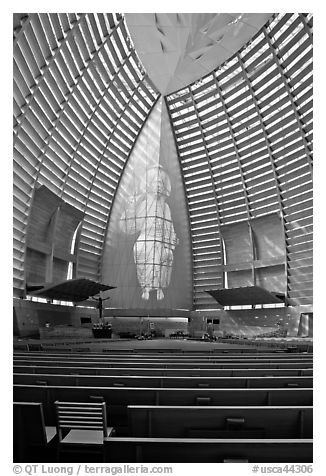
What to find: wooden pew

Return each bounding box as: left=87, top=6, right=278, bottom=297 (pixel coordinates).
left=103, top=437, right=313, bottom=463
left=13, top=373, right=313, bottom=388
left=13, top=383, right=313, bottom=406
left=14, top=350, right=313, bottom=360
left=13, top=384, right=313, bottom=435
left=13, top=402, right=56, bottom=462
left=13, top=365, right=313, bottom=377
left=13, top=354, right=313, bottom=364
left=127, top=405, right=313, bottom=438
left=13, top=357, right=313, bottom=369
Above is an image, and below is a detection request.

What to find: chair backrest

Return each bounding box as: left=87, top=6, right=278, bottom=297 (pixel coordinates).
left=54, top=401, right=108, bottom=441
left=13, top=402, right=47, bottom=446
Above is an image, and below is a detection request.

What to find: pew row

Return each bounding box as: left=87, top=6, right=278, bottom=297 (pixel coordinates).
left=14, top=384, right=313, bottom=436
left=13, top=373, right=313, bottom=388
left=127, top=405, right=313, bottom=438
left=13, top=365, right=313, bottom=377
left=103, top=437, right=313, bottom=463
left=14, top=349, right=312, bottom=362
left=13, top=358, right=313, bottom=369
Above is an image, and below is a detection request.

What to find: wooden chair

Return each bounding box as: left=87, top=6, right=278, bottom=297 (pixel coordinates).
left=54, top=401, right=115, bottom=462
left=13, top=402, right=57, bottom=462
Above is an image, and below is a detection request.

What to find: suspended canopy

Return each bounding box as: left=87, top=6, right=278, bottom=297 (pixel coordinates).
left=206, top=286, right=288, bottom=307
left=26, top=278, right=116, bottom=302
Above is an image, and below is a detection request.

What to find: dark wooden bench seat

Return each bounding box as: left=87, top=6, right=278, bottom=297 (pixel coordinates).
left=103, top=437, right=313, bottom=463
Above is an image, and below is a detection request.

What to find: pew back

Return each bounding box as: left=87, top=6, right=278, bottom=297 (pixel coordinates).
left=127, top=405, right=313, bottom=438
left=13, top=373, right=313, bottom=388
left=103, top=437, right=313, bottom=463
left=13, top=365, right=313, bottom=377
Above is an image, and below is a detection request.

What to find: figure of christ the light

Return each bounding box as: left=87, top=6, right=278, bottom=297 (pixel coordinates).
left=119, top=166, right=178, bottom=300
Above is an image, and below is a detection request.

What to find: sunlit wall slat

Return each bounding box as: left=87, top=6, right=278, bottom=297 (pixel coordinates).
left=13, top=13, right=159, bottom=295
left=166, top=13, right=312, bottom=309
